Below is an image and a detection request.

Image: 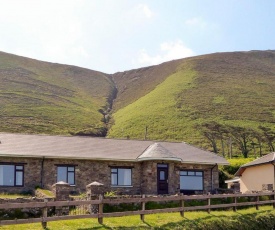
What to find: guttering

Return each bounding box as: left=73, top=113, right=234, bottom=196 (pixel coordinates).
left=272, top=162, right=275, bottom=190
left=0, top=153, right=138, bottom=162
left=137, top=157, right=182, bottom=162
left=0, top=154, right=229, bottom=165
left=181, top=160, right=229, bottom=165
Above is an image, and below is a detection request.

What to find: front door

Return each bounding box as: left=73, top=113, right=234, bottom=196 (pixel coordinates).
left=157, top=164, right=168, bottom=194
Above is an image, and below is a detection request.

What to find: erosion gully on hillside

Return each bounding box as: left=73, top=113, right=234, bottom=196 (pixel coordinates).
left=1, top=50, right=275, bottom=145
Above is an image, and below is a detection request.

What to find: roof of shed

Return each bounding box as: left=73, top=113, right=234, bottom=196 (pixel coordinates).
left=0, top=133, right=229, bottom=165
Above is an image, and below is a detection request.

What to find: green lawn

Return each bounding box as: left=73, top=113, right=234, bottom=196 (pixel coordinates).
left=0, top=193, right=31, bottom=199
left=1, top=206, right=275, bottom=230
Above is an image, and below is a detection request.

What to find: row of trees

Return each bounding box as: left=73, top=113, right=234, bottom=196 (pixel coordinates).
left=198, top=122, right=275, bottom=158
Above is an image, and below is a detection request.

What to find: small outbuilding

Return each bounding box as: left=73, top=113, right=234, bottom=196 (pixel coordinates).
left=234, top=152, right=275, bottom=193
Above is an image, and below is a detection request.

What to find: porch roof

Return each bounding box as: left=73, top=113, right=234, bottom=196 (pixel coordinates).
left=137, top=143, right=182, bottom=162
left=0, top=133, right=229, bottom=165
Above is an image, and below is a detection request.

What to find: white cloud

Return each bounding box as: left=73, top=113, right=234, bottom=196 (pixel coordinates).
left=0, top=0, right=89, bottom=66
left=136, top=40, right=195, bottom=66
left=137, top=4, right=153, bottom=18
left=126, top=3, right=154, bottom=21
left=185, top=17, right=208, bottom=29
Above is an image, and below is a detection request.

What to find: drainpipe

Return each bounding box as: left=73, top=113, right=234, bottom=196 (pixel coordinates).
left=272, top=162, right=275, bottom=191
left=40, top=157, right=45, bottom=188
left=210, top=164, right=217, bottom=193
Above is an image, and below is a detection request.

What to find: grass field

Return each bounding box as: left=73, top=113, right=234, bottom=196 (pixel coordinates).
left=0, top=206, right=274, bottom=229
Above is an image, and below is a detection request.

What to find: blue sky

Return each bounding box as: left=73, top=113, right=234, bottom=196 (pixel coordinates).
left=0, top=0, right=274, bottom=73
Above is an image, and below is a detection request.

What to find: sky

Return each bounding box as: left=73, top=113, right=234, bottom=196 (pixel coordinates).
left=0, top=0, right=275, bottom=74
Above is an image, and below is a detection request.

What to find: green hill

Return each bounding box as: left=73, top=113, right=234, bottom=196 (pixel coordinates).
left=109, top=50, right=275, bottom=151
left=0, top=51, right=115, bottom=135
left=1, top=50, right=275, bottom=155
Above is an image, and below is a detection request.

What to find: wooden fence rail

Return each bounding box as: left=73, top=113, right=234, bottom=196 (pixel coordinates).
left=1, top=192, right=275, bottom=229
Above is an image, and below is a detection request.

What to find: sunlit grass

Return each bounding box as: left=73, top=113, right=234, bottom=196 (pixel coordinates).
left=0, top=206, right=274, bottom=229
left=35, top=189, right=54, bottom=198
left=0, top=193, right=31, bottom=199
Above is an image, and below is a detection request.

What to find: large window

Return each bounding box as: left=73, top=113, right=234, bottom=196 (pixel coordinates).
left=57, top=166, right=75, bottom=185
left=0, top=164, right=24, bottom=186
left=180, top=170, right=203, bottom=191
left=111, top=168, right=132, bottom=186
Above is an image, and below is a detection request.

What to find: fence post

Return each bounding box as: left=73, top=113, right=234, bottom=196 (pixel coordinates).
left=140, top=194, right=146, bottom=222
left=180, top=194, right=184, bottom=217
left=256, top=194, right=259, bottom=210
left=98, top=194, right=104, bottom=224
left=41, top=198, right=48, bottom=229
left=86, top=181, right=104, bottom=214
left=233, top=195, right=237, bottom=212
left=207, top=192, right=211, bottom=214
left=52, top=181, right=70, bottom=216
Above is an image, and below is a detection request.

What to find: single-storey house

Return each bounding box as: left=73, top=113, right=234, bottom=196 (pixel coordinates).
left=0, top=133, right=228, bottom=195
left=234, top=152, right=275, bottom=193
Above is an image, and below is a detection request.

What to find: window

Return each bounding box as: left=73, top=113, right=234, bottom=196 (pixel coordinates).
left=0, top=164, right=24, bottom=186
left=111, top=168, right=132, bottom=186
left=180, top=170, right=203, bottom=191
left=57, top=166, right=75, bottom=185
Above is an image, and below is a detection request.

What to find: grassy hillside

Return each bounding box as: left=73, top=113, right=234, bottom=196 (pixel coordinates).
left=109, top=62, right=199, bottom=141
left=112, top=59, right=183, bottom=111
left=0, top=51, right=115, bottom=135
left=2, top=49, right=275, bottom=155
left=109, top=50, right=275, bottom=153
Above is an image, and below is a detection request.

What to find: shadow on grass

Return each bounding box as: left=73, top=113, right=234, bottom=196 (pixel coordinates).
left=78, top=225, right=151, bottom=230
left=76, top=210, right=275, bottom=230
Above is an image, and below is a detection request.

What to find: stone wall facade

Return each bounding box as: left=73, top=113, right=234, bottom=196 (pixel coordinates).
left=141, top=161, right=219, bottom=195
left=0, top=157, right=42, bottom=194
left=173, top=163, right=219, bottom=194
left=0, top=157, right=220, bottom=195
left=42, top=159, right=142, bottom=194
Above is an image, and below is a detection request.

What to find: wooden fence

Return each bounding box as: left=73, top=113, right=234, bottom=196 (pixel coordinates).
left=1, top=192, right=275, bottom=228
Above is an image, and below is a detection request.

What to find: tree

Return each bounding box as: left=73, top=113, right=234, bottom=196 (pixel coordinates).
left=202, top=129, right=219, bottom=153
left=259, top=126, right=275, bottom=152
left=198, top=122, right=228, bottom=155
left=228, top=126, right=253, bottom=158
left=251, top=129, right=264, bottom=157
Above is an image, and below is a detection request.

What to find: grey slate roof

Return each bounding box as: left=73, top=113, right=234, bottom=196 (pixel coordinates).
left=0, top=133, right=229, bottom=165
left=137, top=143, right=182, bottom=162
left=235, top=152, right=275, bottom=176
